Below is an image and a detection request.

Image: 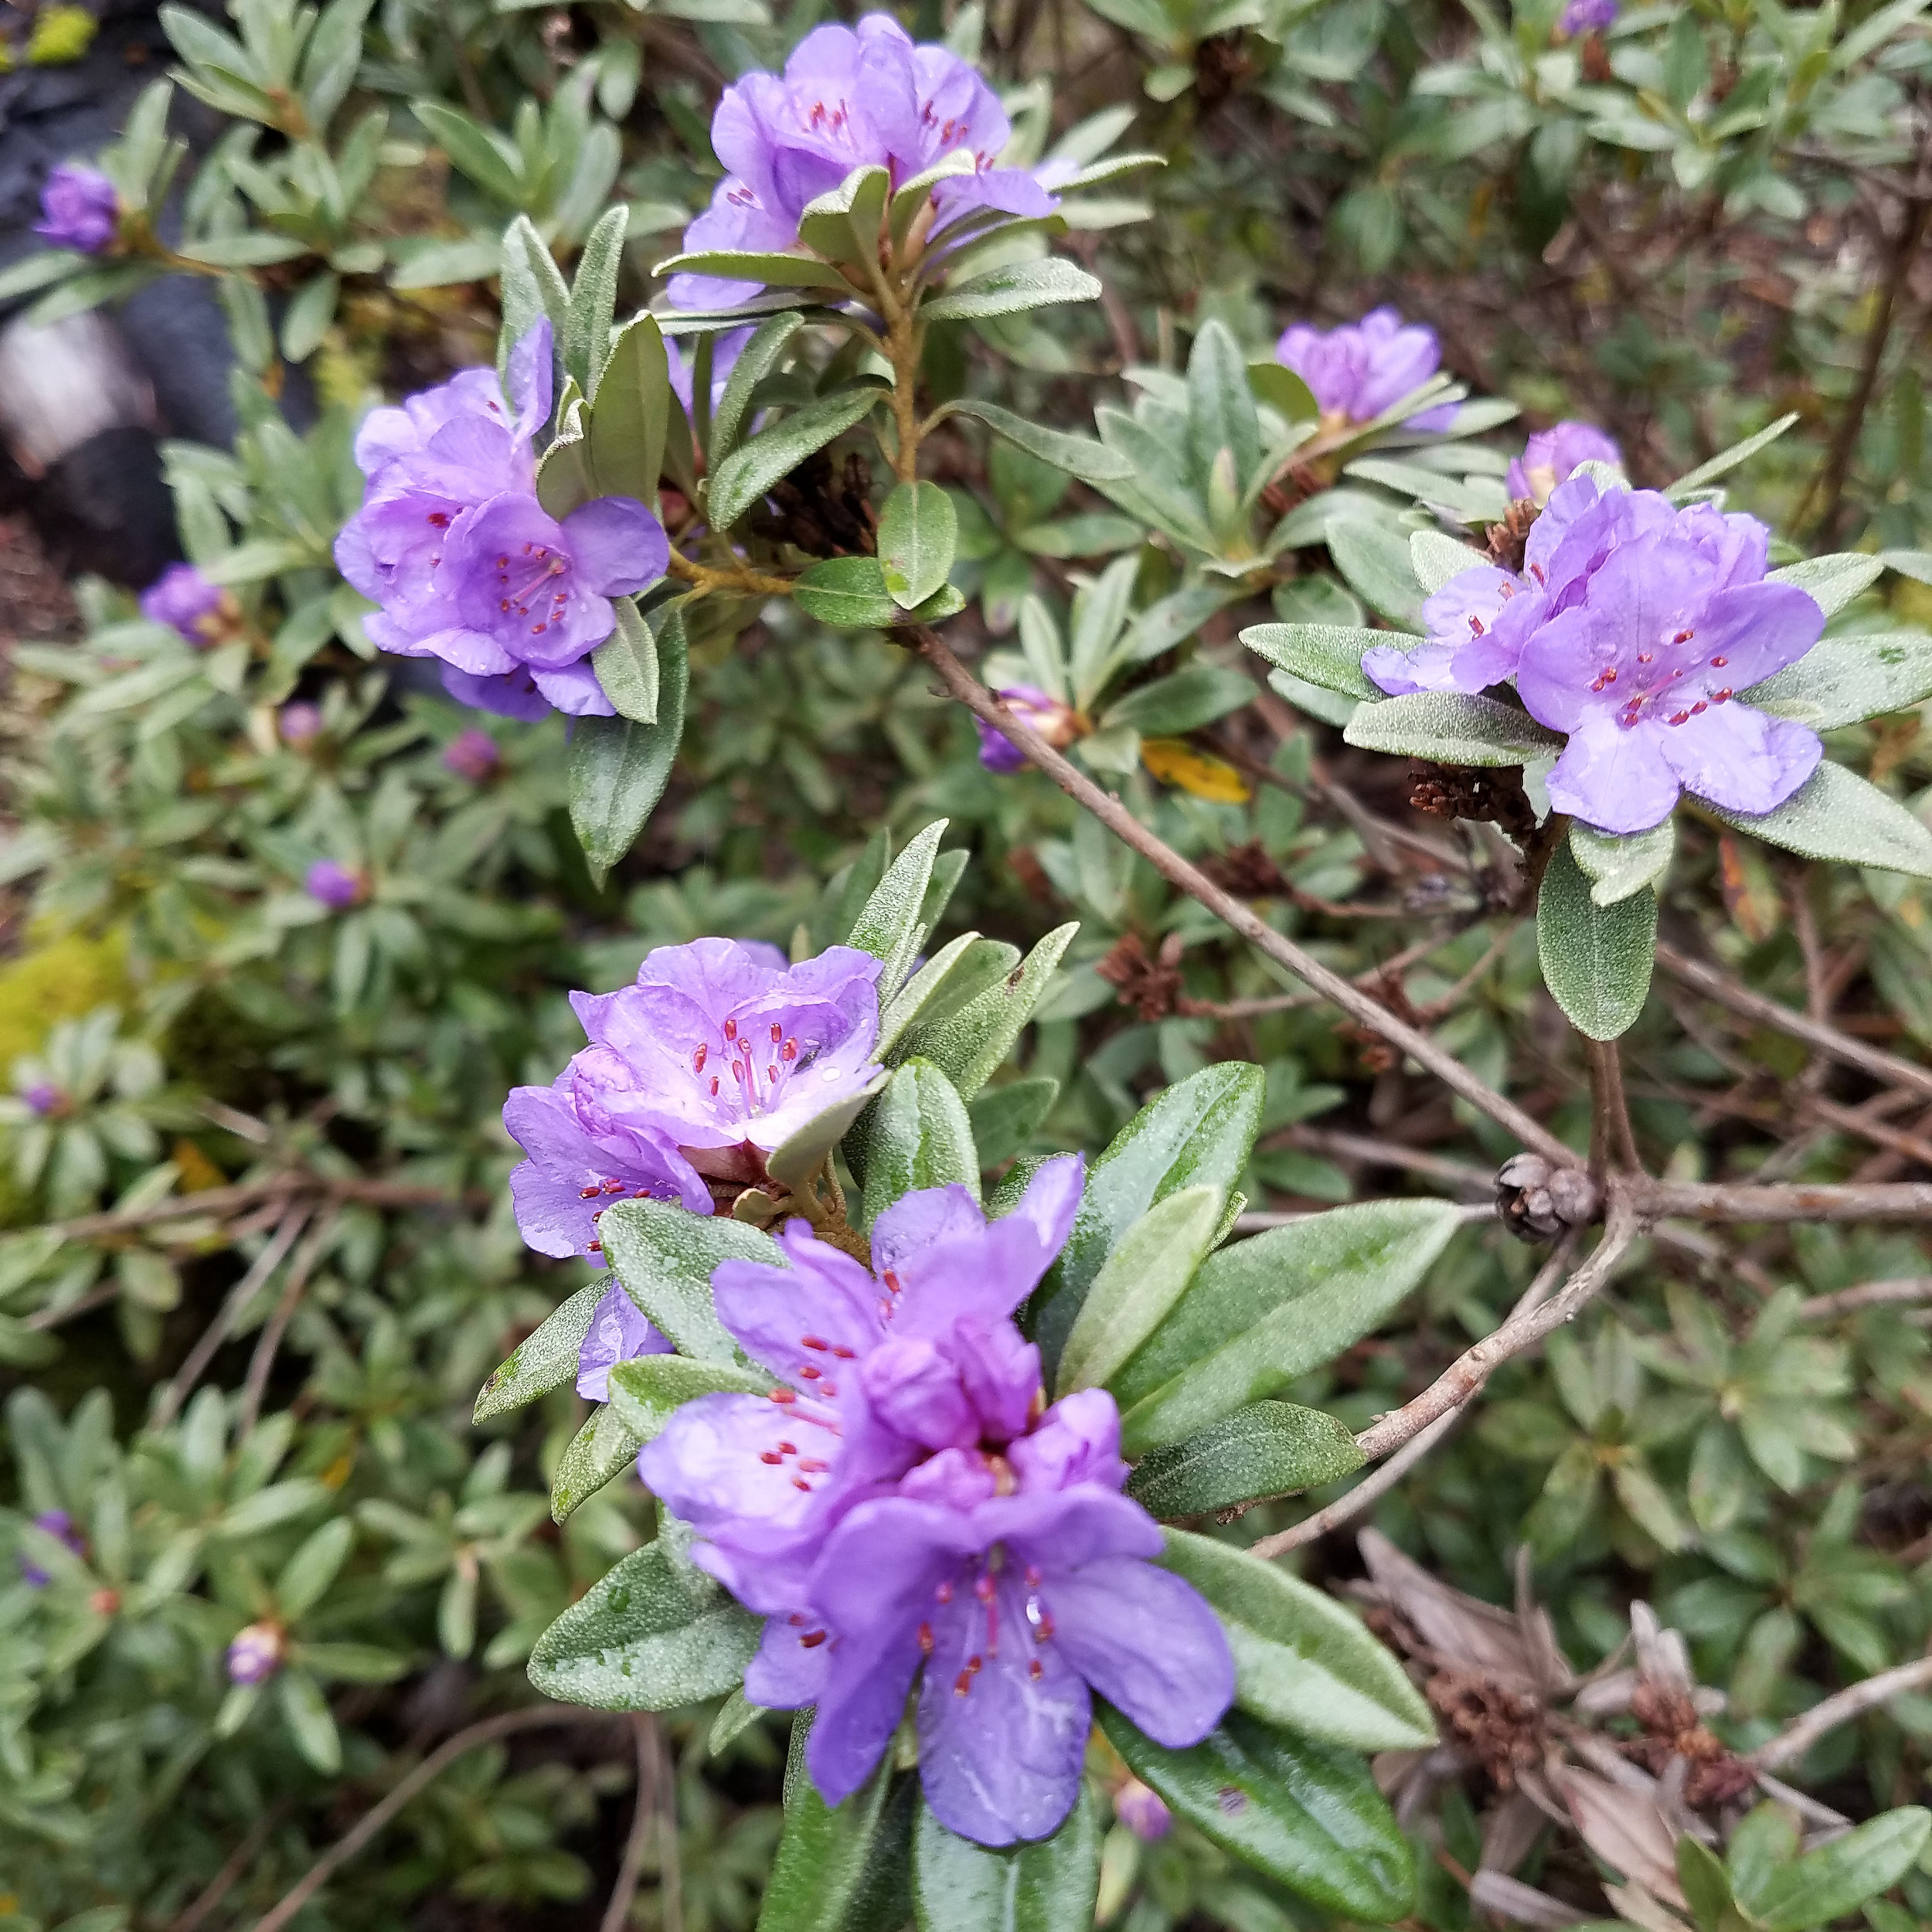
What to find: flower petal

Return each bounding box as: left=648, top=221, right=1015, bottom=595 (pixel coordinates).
left=1543, top=714, right=1682, bottom=835
left=1656, top=704, right=1821, bottom=819
left=560, top=495, right=671, bottom=597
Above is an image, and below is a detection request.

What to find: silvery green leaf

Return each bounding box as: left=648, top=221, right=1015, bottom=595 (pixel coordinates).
left=1665, top=413, right=1799, bottom=497
left=859, top=1060, right=979, bottom=1226
left=1570, top=820, right=1675, bottom=907
left=1767, top=551, right=1885, bottom=617
left=920, top=257, right=1102, bottom=323
left=1128, top=1402, right=1363, bottom=1518
left=1409, top=528, right=1489, bottom=594
left=474, top=1280, right=605, bottom=1420
left=598, top=1201, right=779, bottom=1363
left=1743, top=629, right=1932, bottom=728
left=551, top=1402, right=644, bottom=1522
left=846, top=819, right=948, bottom=993
left=766, top=1072, right=893, bottom=1192
left=1537, top=836, right=1657, bottom=1040
left=1242, top=621, right=1387, bottom=699
left=1709, top=760, right=1932, bottom=878
left=1328, top=519, right=1424, bottom=627
left=894, top=922, right=1077, bottom=1099
left=1344, top=692, right=1561, bottom=765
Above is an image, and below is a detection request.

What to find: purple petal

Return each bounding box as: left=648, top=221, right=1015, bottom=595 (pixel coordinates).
left=440, top=665, right=555, bottom=719
left=1683, top=582, right=1825, bottom=691
left=508, top=318, right=555, bottom=443
left=577, top=1281, right=672, bottom=1401
left=712, top=1224, right=883, bottom=1383
left=1045, top=1556, right=1234, bottom=1747
left=746, top=1613, right=835, bottom=1708
left=1543, top=715, right=1682, bottom=835
left=1006, top=1389, right=1128, bottom=1495
left=1362, top=638, right=1464, bottom=697
left=529, top=660, right=617, bottom=716
left=559, top=496, right=671, bottom=597
left=858, top=1336, right=979, bottom=1450
left=1656, top=706, right=1821, bottom=819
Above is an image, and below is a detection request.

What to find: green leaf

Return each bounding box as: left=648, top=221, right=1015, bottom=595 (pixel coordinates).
left=498, top=216, right=570, bottom=385
left=1127, top=1403, right=1365, bottom=1518
left=888, top=151, right=978, bottom=247
left=418, top=99, right=524, bottom=204
left=1536, top=835, right=1658, bottom=1040
left=1100, top=665, right=1256, bottom=737
left=564, top=203, right=628, bottom=396
left=279, top=270, right=338, bottom=362
left=584, top=313, right=672, bottom=508
left=709, top=1688, right=766, bottom=1756
left=765, top=1073, right=892, bottom=1194
left=1097, top=1707, right=1413, bottom=1921
left=1189, top=320, right=1263, bottom=494
left=1057, top=1185, right=1223, bottom=1397
left=712, top=311, right=804, bottom=468
left=1328, top=520, right=1424, bottom=627
left=937, top=400, right=1134, bottom=485
left=592, top=597, right=659, bottom=723
left=1666, top=413, right=1799, bottom=497
left=653, top=247, right=852, bottom=291
left=860, top=1060, right=980, bottom=1226
left=1409, top=529, right=1488, bottom=594
left=1747, top=1808, right=1930, bottom=1932
left=552, top=1402, right=645, bottom=1522
left=1710, top=759, right=1932, bottom=877
left=847, top=819, right=947, bottom=992
left=878, top=934, right=1009, bottom=1059
left=1743, top=629, right=1932, bottom=728
left=1343, top=692, right=1562, bottom=766
left=880, top=481, right=958, bottom=610
left=895, top=922, right=1078, bottom=1100
left=607, top=1354, right=775, bottom=1443
left=276, top=1519, right=353, bottom=1619
left=1030, top=1064, right=1265, bottom=1380
left=794, top=556, right=902, bottom=629
left=1767, top=551, right=1885, bottom=617
left=1114, top=1200, right=1464, bottom=1454
left=528, top=1533, right=760, bottom=1710
left=1159, top=1530, right=1435, bottom=1750
left=1241, top=622, right=1386, bottom=699
left=760, top=1719, right=916, bottom=1932
left=1248, top=359, right=1318, bottom=423
left=1676, top=1835, right=1735, bottom=1931
left=177, top=233, right=312, bottom=268
left=598, top=1199, right=779, bottom=1363
left=911, top=1785, right=1100, bottom=1931
left=474, top=1280, right=605, bottom=1420
left=277, top=1668, right=342, bottom=1773
left=966, top=1077, right=1060, bottom=1167
left=797, top=164, right=890, bottom=268
left=921, top=258, right=1103, bottom=324
left=568, top=610, right=688, bottom=879
left=1570, top=821, right=1675, bottom=907
left=709, top=386, right=886, bottom=531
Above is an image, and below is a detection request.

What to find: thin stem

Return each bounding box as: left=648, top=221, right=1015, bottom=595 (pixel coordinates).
left=1749, top=1655, right=1932, bottom=1771
left=26, top=1172, right=461, bottom=1246
left=238, top=1211, right=339, bottom=1436
left=885, top=308, right=925, bottom=483
left=1585, top=1039, right=1642, bottom=1179
left=1637, top=1179, right=1932, bottom=1223
left=653, top=1716, right=683, bottom=1932
left=665, top=553, right=795, bottom=598
left=168, top=1804, right=287, bottom=1932
left=1798, top=1276, right=1932, bottom=1320
left=250, top=1708, right=591, bottom=1932
left=600, top=1716, right=657, bottom=1932
left=1655, top=941, right=1932, bottom=1107
left=1352, top=1201, right=1640, bottom=1462
left=912, top=628, right=1579, bottom=1168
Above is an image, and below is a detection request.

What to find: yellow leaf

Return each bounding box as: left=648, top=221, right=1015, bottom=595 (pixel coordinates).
left=1140, top=737, right=1251, bottom=803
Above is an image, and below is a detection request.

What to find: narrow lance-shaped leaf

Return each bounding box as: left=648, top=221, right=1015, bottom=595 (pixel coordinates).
left=760, top=1716, right=917, bottom=1932
left=708, top=384, right=887, bottom=532
left=474, top=1280, right=604, bottom=1420
left=568, top=607, right=689, bottom=881
left=1127, top=1402, right=1364, bottom=1519
left=1537, top=835, right=1658, bottom=1040
left=879, top=481, right=957, bottom=611
left=859, top=1060, right=980, bottom=1227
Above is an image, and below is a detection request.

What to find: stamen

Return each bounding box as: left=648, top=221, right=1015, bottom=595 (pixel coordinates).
left=579, top=1185, right=600, bottom=1199
left=800, top=1630, right=827, bottom=1648
left=917, top=1621, right=934, bottom=1654
left=693, top=1043, right=707, bottom=1073
left=1710, top=655, right=1728, bottom=668
left=801, top=1335, right=829, bottom=1352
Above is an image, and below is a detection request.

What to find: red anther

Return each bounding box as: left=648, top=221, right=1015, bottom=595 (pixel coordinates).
left=1710, top=655, right=1728, bottom=668
left=974, top=1573, right=995, bottom=1603
left=604, top=1178, right=624, bottom=1193
left=710, top=1078, right=719, bottom=1097
left=1468, top=614, right=1485, bottom=636
left=693, top=1043, right=707, bottom=1073
left=883, top=1270, right=903, bottom=1293
left=427, top=512, right=449, bottom=527
left=770, top=1022, right=782, bottom=1043
left=1691, top=700, right=1708, bottom=714
left=723, top=1019, right=736, bottom=1040
left=967, top=1655, right=982, bottom=1675
left=777, top=1442, right=797, bottom=1455
left=936, top=1580, right=954, bottom=1604
left=1602, top=668, right=1617, bottom=682
left=798, top=1457, right=829, bottom=1473
left=799, top=1364, right=822, bottom=1380
left=782, top=1038, right=798, bottom=1061
left=820, top=1383, right=838, bottom=1398
left=1638, top=651, right=1653, bottom=663
left=801, top=1335, right=829, bottom=1351
left=1673, top=629, right=1694, bottom=645
left=634, top=1188, right=651, bottom=1198
left=767, top=1065, right=780, bottom=1084
left=792, top=1477, right=812, bottom=1492
left=770, top=1388, right=797, bottom=1404
left=1029, top=1659, right=1043, bottom=1680
left=587, top=1240, right=603, bottom=1254
left=1529, top=563, right=1546, bottom=584
left=801, top=1630, right=828, bottom=1648
left=1668, top=711, right=1690, bottom=725
left=1713, top=688, right=1733, bottom=702
left=579, top=1185, right=600, bottom=1199
left=760, top=1451, right=784, bottom=1464
left=954, top=1670, right=973, bottom=1697
left=591, top=1209, right=603, bottom=1223
left=831, top=1345, right=855, bottom=1359
left=917, top=1621, right=934, bottom=1654
left=1036, top=1613, right=1056, bottom=1641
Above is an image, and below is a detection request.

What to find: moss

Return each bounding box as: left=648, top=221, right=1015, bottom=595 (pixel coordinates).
left=0, top=929, right=133, bottom=1079
left=26, top=5, right=97, bottom=65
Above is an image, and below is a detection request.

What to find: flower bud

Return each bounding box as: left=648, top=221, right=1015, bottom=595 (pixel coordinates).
left=443, top=729, right=501, bottom=782
left=1114, top=1777, right=1172, bottom=1841
left=305, top=860, right=367, bottom=910
left=226, top=1621, right=284, bottom=1685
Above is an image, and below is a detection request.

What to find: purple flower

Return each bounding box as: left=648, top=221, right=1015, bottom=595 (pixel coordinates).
left=503, top=938, right=884, bottom=1253
left=140, top=564, right=230, bottom=645
left=334, top=320, right=669, bottom=719
left=279, top=702, right=325, bottom=747
left=35, top=163, right=117, bottom=253
left=668, top=15, right=1058, bottom=310
left=577, top=1281, right=673, bottom=1401
left=975, top=685, right=1081, bottom=774
left=20, top=1508, right=83, bottom=1587
left=638, top=1159, right=1234, bottom=1847
left=21, top=1082, right=63, bottom=1117
left=306, top=859, right=366, bottom=910
left=1275, top=307, right=1458, bottom=433
left=1508, top=421, right=1622, bottom=506
left=666, top=328, right=753, bottom=415
left=226, top=1621, right=284, bottom=1685
left=443, top=728, right=501, bottom=781
left=1560, top=0, right=1617, bottom=32
left=1114, top=1777, right=1172, bottom=1841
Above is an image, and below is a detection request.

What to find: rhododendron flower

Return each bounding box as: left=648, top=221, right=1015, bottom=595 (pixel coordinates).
left=1560, top=0, right=1617, bottom=33
left=226, top=1622, right=284, bottom=1685
left=1275, top=307, right=1458, bottom=432
left=21, top=1081, right=62, bottom=1117
left=503, top=939, right=885, bottom=1252
left=335, top=320, right=668, bottom=719
left=1114, top=1777, right=1172, bottom=1840
left=638, top=1161, right=1235, bottom=1848
left=668, top=14, right=1058, bottom=309
left=306, top=860, right=366, bottom=910
left=279, top=702, right=324, bottom=747
left=1508, top=420, right=1621, bottom=505
left=36, top=162, right=117, bottom=252
left=975, top=685, right=1081, bottom=773
left=577, top=1281, right=671, bottom=1401
left=141, top=564, right=230, bottom=645
left=442, top=728, right=500, bottom=781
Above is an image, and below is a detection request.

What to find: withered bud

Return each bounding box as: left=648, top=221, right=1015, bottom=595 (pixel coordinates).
left=1495, top=1154, right=1601, bottom=1241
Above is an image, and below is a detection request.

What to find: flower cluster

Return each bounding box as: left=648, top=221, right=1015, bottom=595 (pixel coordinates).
left=335, top=321, right=668, bottom=719
left=35, top=162, right=117, bottom=253
left=1275, top=306, right=1458, bottom=432
left=669, top=13, right=1060, bottom=310
left=1363, top=475, right=1825, bottom=834
left=638, top=1162, right=1234, bottom=1846
left=1508, top=420, right=1621, bottom=505
left=503, top=937, right=886, bottom=1253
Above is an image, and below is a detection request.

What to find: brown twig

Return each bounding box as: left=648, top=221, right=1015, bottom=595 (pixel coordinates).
left=238, top=1211, right=340, bottom=1436
left=1586, top=1040, right=1642, bottom=1180
left=1749, top=1655, right=1932, bottom=1771
left=168, top=1804, right=287, bottom=1932
left=153, top=1207, right=311, bottom=1428
left=1636, top=1180, right=1932, bottom=1223
left=914, top=628, right=1578, bottom=1168
left=250, top=1709, right=589, bottom=1932
left=1352, top=1200, right=1641, bottom=1462
left=600, top=1716, right=658, bottom=1932
left=29, top=1173, right=463, bottom=1246
left=1798, top=1276, right=1932, bottom=1320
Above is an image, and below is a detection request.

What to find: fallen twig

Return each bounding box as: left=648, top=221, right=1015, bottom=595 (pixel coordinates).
left=1750, top=1655, right=1932, bottom=1771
